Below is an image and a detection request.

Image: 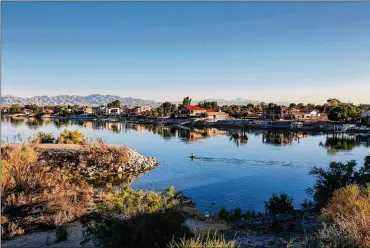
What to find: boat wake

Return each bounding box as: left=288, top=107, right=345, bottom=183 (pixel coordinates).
left=190, top=157, right=296, bottom=167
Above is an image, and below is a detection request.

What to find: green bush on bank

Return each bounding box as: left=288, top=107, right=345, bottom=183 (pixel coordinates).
left=56, top=129, right=87, bottom=145
left=307, top=156, right=370, bottom=209
left=80, top=186, right=194, bottom=248
left=264, top=192, right=294, bottom=215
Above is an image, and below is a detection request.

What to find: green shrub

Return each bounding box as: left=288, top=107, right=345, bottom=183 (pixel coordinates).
left=218, top=207, right=229, bottom=220
left=57, top=129, right=87, bottom=145
left=32, top=132, right=55, bottom=144
left=301, top=198, right=314, bottom=211
left=80, top=186, right=194, bottom=248
left=307, top=156, right=370, bottom=209
left=264, top=192, right=294, bottom=215
left=218, top=207, right=242, bottom=222
left=244, top=209, right=263, bottom=219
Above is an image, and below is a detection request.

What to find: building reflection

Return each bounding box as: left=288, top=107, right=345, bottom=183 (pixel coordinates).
left=262, top=131, right=308, bottom=146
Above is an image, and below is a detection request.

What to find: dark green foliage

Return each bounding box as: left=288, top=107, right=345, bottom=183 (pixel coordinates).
left=9, top=104, right=22, bottom=113
left=182, top=96, right=192, bottom=106
left=197, top=101, right=218, bottom=110
left=218, top=207, right=229, bottom=220
left=328, top=103, right=362, bottom=121
left=244, top=209, right=263, bottom=219
left=80, top=209, right=192, bottom=248
left=307, top=156, right=370, bottom=209
left=107, top=100, right=121, bottom=108
left=264, top=192, right=294, bottom=215
left=35, top=132, right=55, bottom=144
left=55, top=225, right=68, bottom=242
left=301, top=198, right=314, bottom=211
left=218, top=207, right=242, bottom=222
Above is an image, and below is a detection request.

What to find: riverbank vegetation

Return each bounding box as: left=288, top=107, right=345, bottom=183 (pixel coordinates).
left=2, top=130, right=369, bottom=247
left=1, top=142, right=93, bottom=239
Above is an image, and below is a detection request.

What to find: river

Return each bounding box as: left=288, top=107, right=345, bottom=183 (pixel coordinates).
left=2, top=117, right=369, bottom=213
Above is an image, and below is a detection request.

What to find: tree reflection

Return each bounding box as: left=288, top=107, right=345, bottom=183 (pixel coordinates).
left=228, top=131, right=248, bottom=147
left=262, top=131, right=307, bottom=146
left=320, top=134, right=370, bottom=154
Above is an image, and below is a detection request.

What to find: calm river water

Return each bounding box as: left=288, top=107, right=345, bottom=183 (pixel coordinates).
left=2, top=117, right=369, bottom=212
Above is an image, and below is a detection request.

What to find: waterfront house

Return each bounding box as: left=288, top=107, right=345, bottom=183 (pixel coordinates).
left=178, top=105, right=207, bottom=117
left=92, top=106, right=106, bottom=116
left=84, top=106, right=93, bottom=114
left=263, top=106, right=290, bottom=120
left=362, top=110, right=370, bottom=122
left=206, top=109, right=230, bottom=120
left=291, top=109, right=320, bottom=120
left=106, top=107, right=121, bottom=115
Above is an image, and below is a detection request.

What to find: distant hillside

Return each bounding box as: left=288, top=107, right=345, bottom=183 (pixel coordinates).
left=1, top=94, right=289, bottom=107
left=0, top=94, right=161, bottom=107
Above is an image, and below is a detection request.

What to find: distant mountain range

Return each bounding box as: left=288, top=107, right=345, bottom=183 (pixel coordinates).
left=0, top=94, right=289, bottom=107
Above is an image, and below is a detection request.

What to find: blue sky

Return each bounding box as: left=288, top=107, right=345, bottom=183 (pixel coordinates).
left=2, top=2, right=370, bottom=103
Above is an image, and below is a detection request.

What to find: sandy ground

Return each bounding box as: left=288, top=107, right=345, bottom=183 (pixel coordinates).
left=2, top=222, right=96, bottom=248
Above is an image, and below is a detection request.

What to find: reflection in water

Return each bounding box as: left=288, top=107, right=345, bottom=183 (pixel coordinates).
left=228, top=131, right=248, bottom=147
left=262, top=132, right=308, bottom=146
left=320, top=133, right=370, bottom=154
left=2, top=117, right=370, bottom=153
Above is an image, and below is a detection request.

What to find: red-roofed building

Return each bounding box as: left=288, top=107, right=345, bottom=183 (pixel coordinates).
left=179, top=105, right=207, bottom=117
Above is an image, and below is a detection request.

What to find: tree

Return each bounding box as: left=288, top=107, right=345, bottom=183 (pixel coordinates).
left=267, top=102, right=276, bottom=108
left=9, top=104, right=22, bottom=113
left=327, top=98, right=341, bottom=107
left=107, top=100, right=121, bottom=108
left=182, top=96, right=192, bottom=106
left=289, top=103, right=297, bottom=109
left=197, top=101, right=218, bottom=110
left=24, top=104, right=40, bottom=113
left=328, top=104, right=361, bottom=122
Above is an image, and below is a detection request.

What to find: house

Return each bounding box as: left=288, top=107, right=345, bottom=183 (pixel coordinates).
left=92, top=106, right=106, bottom=116
left=362, top=111, right=370, bottom=121
left=263, top=106, right=290, bottom=120
left=178, top=105, right=207, bottom=117
left=106, top=108, right=120, bottom=115
left=84, top=106, right=93, bottom=114
left=125, top=106, right=141, bottom=116
left=206, top=109, right=230, bottom=120
left=291, top=109, right=320, bottom=120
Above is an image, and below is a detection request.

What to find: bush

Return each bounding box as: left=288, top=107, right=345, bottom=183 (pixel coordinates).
left=218, top=207, right=242, bottom=222
left=55, top=225, right=69, bottom=242
left=307, top=156, right=370, bottom=209
left=321, top=184, right=370, bottom=247
left=169, top=230, right=239, bottom=248
left=32, top=132, right=55, bottom=144
left=81, top=186, right=193, bottom=248
left=264, top=192, right=294, bottom=215
left=1, top=143, right=93, bottom=239
left=57, top=129, right=87, bottom=145
left=316, top=223, right=356, bottom=248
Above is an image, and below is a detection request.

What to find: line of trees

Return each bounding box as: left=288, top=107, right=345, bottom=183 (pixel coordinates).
left=2, top=97, right=369, bottom=122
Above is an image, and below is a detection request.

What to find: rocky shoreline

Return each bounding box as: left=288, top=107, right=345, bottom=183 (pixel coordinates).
left=8, top=143, right=159, bottom=177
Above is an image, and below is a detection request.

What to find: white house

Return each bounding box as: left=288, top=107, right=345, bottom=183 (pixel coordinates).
left=106, top=108, right=121, bottom=115
left=362, top=110, right=370, bottom=119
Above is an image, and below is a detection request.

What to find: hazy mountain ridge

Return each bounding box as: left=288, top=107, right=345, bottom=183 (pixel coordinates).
left=0, top=94, right=161, bottom=107
left=1, top=95, right=289, bottom=107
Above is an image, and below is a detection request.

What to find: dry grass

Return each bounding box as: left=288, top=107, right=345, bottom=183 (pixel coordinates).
left=1, top=142, right=93, bottom=240
left=322, top=184, right=370, bottom=247
left=168, top=230, right=239, bottom=248
left=80, top=137, right=129, bottom=172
